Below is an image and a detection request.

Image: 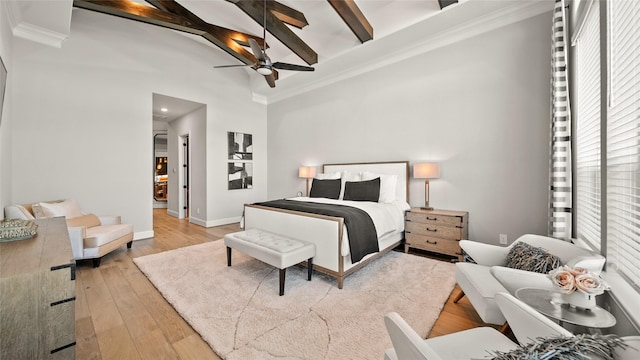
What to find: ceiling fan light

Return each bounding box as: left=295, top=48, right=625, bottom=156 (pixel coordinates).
left=257, top=65, right=272, bottom=76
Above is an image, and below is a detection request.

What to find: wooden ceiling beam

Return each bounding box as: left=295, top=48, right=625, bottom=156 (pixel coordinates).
left=146, top=0, right=268, bottom=49
left=267, top=1, right=308, bottom=29
left=227, top=0, right=317, bottom=65
left=326, top=0, right=373, bottom=43
left=73, top=0, right=258, bottom=65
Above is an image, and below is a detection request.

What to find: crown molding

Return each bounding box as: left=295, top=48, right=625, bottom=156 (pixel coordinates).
left=5, top=0, right=70, bottom=48
left=262, top=0, right=554, bottom=104
left=12, top=22, right=68, bottom=48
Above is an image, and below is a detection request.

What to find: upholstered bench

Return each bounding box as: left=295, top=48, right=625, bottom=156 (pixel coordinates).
left=224, top=229, right=315, bottom=296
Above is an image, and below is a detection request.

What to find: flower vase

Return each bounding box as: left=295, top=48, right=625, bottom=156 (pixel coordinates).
left=561, top=291, right=596, bottom=309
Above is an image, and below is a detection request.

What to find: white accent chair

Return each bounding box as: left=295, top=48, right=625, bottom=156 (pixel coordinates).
left=454, top=234, right=605, bottom=325
left=4, top=199, right=133, bottom=267
left=495, top=292, right=640, bottom=360
left=383, top=312, right=517, bottom=360
left=384, top=292, right=640, bottom=360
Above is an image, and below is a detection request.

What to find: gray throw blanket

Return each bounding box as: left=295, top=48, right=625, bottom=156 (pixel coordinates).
left=253, top=199, right=379, bottom=263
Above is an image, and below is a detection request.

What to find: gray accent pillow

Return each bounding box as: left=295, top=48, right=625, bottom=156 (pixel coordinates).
left=504, top=241, right=562, bottom=273
left=343, top=178, right=380, bottom=202
left=309, top=178, right=341, bottom=200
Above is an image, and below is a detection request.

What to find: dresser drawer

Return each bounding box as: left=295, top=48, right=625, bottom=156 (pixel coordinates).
left=405, top=233, right=461, bottom=257
left=405, top=221, right=462, bottom=240
left=405, top=211, right=464, bottom=227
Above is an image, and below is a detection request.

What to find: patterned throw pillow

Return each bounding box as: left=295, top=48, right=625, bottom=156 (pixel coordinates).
left=504, top=241, right=562, bottom=273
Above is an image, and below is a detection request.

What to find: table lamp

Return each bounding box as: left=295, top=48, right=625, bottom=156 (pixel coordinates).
left=298, top=166, right=316, bottom=196
left=413, top=163, right=440, bottom=210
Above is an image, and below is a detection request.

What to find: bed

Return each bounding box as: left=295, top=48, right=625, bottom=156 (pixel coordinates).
left=243, top=161, right=410, bottom=288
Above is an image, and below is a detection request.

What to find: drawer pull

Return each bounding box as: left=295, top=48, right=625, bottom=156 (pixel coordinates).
left=426, top=227, right=437, bottom=232
left=427, top=240, right=438, bottom=245
left=426, top=216, right=438, bottom=221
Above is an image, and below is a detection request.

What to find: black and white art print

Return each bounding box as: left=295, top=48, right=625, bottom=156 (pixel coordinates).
left=228, top=162, right=253, bottom=190
left=228, top=132, right=253, bottom=160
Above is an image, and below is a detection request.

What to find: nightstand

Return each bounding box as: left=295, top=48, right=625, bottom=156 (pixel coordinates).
left=404, top=208, right=468, bottom=261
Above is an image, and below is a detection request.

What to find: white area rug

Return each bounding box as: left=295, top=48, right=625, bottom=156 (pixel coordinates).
left=133, top=240, right=456, bottom=359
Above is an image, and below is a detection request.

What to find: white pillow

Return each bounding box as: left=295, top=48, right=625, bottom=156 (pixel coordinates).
left=340, top=171, right=362, bottom=200
left=315, top=172, right=341, bottom=180
left=38, top=199, right=84, bottom=219
left=361, top=171, right=398, bottom=203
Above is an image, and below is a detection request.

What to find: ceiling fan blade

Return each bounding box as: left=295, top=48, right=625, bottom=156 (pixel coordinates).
left=264, top=73, right=276, bottom=88
left=248, top=38, right=266, bottom=61
left=213, top=64, right=251, bottom=69
left=272, top=62, right=315, bottom=72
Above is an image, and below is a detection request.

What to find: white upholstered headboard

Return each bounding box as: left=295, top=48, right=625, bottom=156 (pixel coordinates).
left=323, top=161, right=410, bottom=202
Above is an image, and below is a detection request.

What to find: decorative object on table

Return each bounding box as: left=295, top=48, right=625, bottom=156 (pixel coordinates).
left=490, top=333, right=627, bottom=360
left=548, top=265, right=609, bottom=309
left=0, top=219, right=38, bottom=242
left=298, top=166, right=316, bottom=196
left=412, top=162, right=440, bottom=210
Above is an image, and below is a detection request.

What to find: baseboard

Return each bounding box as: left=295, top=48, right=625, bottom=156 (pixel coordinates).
left=167, top=209, right=179, bottom=218
left=204, top=216, right=241, bottom=228
left=189, top=216, right=207, bottom=227
left=134, top=230, right=154, bottom=240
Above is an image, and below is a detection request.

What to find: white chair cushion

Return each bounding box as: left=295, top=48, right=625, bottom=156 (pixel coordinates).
left=455, top=262, right=508, bottom=324
left=84, top=224, right=134, bottom=248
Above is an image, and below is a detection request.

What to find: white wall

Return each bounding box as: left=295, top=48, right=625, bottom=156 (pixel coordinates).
left=9, top=9, right=267, bottom=236
left=267, top=12, right=552, bottom=245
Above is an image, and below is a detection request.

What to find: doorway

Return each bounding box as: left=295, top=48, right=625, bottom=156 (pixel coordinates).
left=152, top=93, right=205, bottom=222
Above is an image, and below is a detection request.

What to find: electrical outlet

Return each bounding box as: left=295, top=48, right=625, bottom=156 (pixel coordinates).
left=499, top=234, right=508, bottom=244
left=196, top=208, right=200, bottom=214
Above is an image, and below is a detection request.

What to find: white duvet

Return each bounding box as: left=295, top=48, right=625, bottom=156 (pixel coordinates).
left=287, top=197, right=411, bottom=256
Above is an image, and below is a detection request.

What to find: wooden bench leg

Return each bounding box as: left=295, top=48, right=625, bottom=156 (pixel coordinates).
left=226, top=247, right=232, bottom=267
left=279, top=268, right=286, bottom=296
left=452, top=289, right=465, bottom=303
left=307, top=258, right=313, bottom=281
left=499, top=322, right=510, bottom=334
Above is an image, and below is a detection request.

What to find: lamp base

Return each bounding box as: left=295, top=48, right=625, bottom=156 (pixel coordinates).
left=420, top=207, right=434, bottom=210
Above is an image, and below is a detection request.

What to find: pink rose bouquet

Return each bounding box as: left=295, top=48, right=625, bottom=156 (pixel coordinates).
left=548, top=265, right=608, bottom=295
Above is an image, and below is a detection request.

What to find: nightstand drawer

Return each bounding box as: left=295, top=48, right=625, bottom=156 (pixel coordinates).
left=405, top=221, right=462, bottom=239
left=405, top=211, right=463, bottom=227
left=405, top=233, right=461, bottom=257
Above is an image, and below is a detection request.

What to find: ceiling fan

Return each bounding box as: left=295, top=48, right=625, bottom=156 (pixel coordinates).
left=214, top=0, right=314, bottom=87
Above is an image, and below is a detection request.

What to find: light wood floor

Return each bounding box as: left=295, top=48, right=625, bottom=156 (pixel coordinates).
left=75, top=208, right=490, bottom=359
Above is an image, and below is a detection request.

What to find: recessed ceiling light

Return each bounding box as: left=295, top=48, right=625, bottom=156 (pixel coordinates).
left=161, top=108, right=168, bottom=112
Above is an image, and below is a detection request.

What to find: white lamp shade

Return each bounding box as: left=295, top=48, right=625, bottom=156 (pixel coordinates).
left=298, top=166, right=317, bottom=179
left=413, top=163, right=441, bottom=179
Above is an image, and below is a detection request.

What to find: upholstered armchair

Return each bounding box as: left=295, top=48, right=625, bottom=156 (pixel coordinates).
left=383, top=312, right=517, bottom=360
left=4, top=199, right=133, bottom=267
left=454, top=234, right=605, bottom=325
left=384, top=293, right=640, bottom=360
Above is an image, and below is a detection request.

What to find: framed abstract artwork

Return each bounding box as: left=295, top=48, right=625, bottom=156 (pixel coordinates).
left=228, top=132, right=253, bottom=160
left=228, top=162, right=253, bottom=190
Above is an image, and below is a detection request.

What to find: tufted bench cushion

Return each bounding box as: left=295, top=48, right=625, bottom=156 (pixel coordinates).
left=224, top=229, right=316, bottom=295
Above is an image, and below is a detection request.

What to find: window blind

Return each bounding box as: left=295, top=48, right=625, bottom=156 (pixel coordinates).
left=575, top=0, right=601, bottom=250
left=606, top=0, right=640, bottom=289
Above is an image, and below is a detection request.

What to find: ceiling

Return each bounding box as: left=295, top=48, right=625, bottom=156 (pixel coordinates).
left=7, top=0, right=554, bottom=105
